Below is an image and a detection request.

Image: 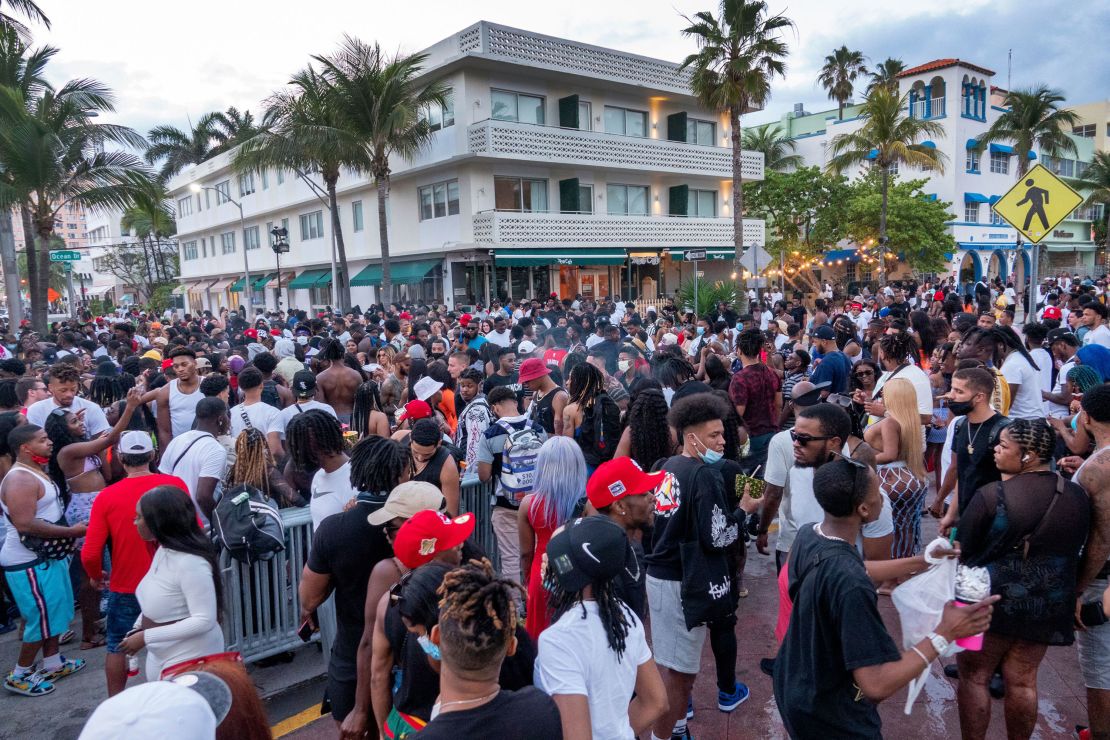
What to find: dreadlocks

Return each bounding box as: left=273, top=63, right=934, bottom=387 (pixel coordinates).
left=437, top=558, right=525, bottom=674
left=877, top=331, right=917, bottom=367
left=1003, top=418, right=1056, bottom=464
left=44, top=410, right=79, bottom=505
left=351, top=381, right=385, bottom=438
left=626, top=388, right=672, bottom=472
left=567, top=362, right=604, bottom=411
left=545, top=560, right=633, bottom=659
left=226, top=428, right=272, bottom=493
left=349, top=435, right=409, bottom=495
left=318, top=337, right=344, bottom=361
left=286, top=409, right=344, bottom=472
left=993, top=325, right=1040, bottom=371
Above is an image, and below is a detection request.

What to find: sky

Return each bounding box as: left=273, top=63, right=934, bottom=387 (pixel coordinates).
left=28, top=0, right=1110, bottom=139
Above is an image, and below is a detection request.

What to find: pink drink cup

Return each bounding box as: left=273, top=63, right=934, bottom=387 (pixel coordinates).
left=953, top=599, right=984, bottom=650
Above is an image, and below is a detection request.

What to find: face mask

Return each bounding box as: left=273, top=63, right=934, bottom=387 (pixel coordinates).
left=662, top=387, right=675, bottom=406
left=30, top=454, right=50, bottom=466
left=696, top=326, right=705, bottom=336
left=618, top=360, right=632, bottom=373
left=417, top=634, right=441, bottom=661
left=691, top=434, right=723, bottom=465
left=947, top=399, right=975, bottom=416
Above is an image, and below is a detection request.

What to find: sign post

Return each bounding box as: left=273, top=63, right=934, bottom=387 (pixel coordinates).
left=683, top=250, right=707, bottom=314
left=991, top=163, right=1083, bottom=315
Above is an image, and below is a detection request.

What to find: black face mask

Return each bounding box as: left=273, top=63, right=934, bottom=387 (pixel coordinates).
left=947, top=399, right=975, bottom=416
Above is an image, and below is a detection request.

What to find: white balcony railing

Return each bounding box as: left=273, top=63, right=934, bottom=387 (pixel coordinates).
left=472, top=211, right=765, bottom=249
left=467, top=120, right=764, bottom=181
left=910, top=96, right=946, bottom=119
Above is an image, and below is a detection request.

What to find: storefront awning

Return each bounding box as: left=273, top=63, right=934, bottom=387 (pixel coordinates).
left=667, top=248, right=735, bottom=261
left=822, top=249, right=860, bottom=263
left=85, top=284, right=114, bottom=297
left=351, top=259, right=440, bottom=287
left=288, top=269, right=331, bottom=290
left=989, top=143, right=1014, bottom=155
left=229, top=277, right=246, bottom=292
left=251, top=273, right=277, bottom=290
left=171, top=283, right=190, bottom=295
left=492, top=249, right=627, bottom=267
left=207, top=277, right=235, bottom=291
left=964, top=192, right=990, bottom=203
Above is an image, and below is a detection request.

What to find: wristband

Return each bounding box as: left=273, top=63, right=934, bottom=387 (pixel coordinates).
left=911, top=645, right=931, bottom=668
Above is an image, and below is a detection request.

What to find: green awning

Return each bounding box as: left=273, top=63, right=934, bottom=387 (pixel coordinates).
left=667, top=248, right=736, bottom=261
left=252, top=273, right=276, bottom=289
left=351, top=259, right=440, bottom=287
left=288, top=269, right=331, bottom=289
left=229, top=277, right=245, bottom=292
left=493, top=248, right=627, bottom=267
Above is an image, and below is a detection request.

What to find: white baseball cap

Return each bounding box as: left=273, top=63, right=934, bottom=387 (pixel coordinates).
left=118, top=431, right=154, bottom=455
left=413, top=376, right=444, bottom=402
left=517, top=340, right=537, bottom=354
left=79, top=672, right=231, bottom=740
left=659, top=332, right=679, bottom=346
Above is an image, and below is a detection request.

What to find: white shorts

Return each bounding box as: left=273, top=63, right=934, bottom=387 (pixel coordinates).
left=646, top=575, right=706, bottom=675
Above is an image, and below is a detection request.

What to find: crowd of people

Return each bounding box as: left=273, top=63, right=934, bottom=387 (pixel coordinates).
left=0, top=272, right=1107, bottom=739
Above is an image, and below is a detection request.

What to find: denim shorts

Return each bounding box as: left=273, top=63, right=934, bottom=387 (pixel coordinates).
left=105, top=592, right=142, bottom=654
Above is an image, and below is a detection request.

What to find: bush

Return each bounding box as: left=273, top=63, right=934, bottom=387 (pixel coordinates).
left=676, top=279, right=738, bottom=316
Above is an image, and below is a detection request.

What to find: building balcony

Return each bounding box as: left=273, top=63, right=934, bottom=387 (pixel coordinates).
left=471, top=210, right=765, bottom=249
left=467, top=119, right=763, bottom=180
left=910, top=96, right=946, bottom=119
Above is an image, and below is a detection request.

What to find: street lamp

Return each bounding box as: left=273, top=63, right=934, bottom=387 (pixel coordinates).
left=270, top=225, right=289, bottom=312
left=190, top=183, right=252, bottom=314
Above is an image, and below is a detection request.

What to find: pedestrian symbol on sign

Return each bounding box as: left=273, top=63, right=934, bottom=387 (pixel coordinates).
left=991, top=163, right=1084, bottom=244
left=1015, top=178, right=1049, bottom=233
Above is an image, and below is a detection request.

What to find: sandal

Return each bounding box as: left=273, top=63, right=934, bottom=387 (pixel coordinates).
left=58, top=629, right=75, bottom=645
left=80, top=636, right=106, bottom=650
left=40, top=656, right=86, bottom=682
left=3, top=670, right=55, bottom=697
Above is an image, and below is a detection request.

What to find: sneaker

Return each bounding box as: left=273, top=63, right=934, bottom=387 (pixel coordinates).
left=671, top=728, right=693, bottom=740
left=39, top=656, right=86, bottom=682
left=3, top=670, right=55, bottom=697
left=989, top=672, right=1006, bottom=699
left=686, top=698, right=694, bottom=720
left=760, top=657, right=776, bottom=677
left=718, top=681, right=750, bottom=712
left=943, top=663, right=959, bottom=679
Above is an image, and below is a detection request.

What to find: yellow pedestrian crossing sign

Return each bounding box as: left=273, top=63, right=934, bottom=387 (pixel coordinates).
left=991, top=163, right=1084, bottom=243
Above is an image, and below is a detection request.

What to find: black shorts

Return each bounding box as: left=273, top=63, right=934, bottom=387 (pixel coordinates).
left=326, top=671, right=357, bottom=722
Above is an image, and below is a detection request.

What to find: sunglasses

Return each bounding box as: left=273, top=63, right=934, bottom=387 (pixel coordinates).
left=853, top=370, right=875, bottom=377
left=388, top=569, right=414, bottom=604
left=790, top=430, right=834, bottom=445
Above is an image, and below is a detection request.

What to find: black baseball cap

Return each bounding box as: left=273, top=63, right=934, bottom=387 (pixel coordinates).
left=293, top=370, right=317, bottom=395
left=544, top=516, right=629, bottom=593
left=1046, top=328, right=1079, bottom=347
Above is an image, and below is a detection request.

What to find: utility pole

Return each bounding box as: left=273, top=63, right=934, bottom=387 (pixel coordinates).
left=0, top=211, right=23, bottom=324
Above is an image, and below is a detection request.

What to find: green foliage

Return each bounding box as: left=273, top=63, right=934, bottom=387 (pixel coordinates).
left=826, top=86, right=948, bottom=175
left=146, top=283, right=175, bottom=313
left=677, top=278, right=737, bottom=316
left=818, top=46, right=868, bottom=120
left=975, top=86, right=1079, bottom=178
left=1076, top=150, right=1110, bottom=247
left=740, top=125, right=802, bottom=172
left=745, top=167, right=850, bottom=258
left=88, top=297, right=110, bottom=316
left=866, top=58, right=905, bottom=94
left=843, top=172, right=956, bottom=272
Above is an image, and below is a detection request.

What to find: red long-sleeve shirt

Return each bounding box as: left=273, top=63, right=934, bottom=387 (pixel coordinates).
left=81, top=474, right=189, bottom=593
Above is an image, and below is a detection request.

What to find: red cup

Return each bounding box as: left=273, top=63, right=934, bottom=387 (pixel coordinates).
left=953, top=599, right=984, bottom=650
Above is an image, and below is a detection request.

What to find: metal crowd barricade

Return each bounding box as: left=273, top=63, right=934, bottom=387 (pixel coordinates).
left=222, top=482, right=499, bottom=664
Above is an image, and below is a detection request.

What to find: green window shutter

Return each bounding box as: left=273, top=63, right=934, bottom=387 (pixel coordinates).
left=558, top=95, right=580, bottom=128
left=667, top=112, right=688, bottom=142
left=669, top=185, right=689, bottom=216
left=559, top=178, right=581, bottom=213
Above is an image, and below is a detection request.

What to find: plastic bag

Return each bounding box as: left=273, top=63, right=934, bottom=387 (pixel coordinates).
left=890, top=537, right=963, bottom=714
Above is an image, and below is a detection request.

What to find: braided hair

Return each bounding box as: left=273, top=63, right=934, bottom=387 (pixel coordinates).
left=349, top=435, right=410, bottom=496
left=318, top=337, right=344, bottom=362
left=1067, top=364, right=1102, bottom=394
left=44, top=410, right=80, bottom=505
left=351, top=381, right=385, bottom=438
left=877, top=331, right=917, bottom=367
left=286, top=409, right=345, bottom=472
left=437, top=558, right=525, bottom=675
left=992, top=326, right=1039, bottom=371
left=1002, top=418, right=1056, bottom=464
left=626, top=388, right=672, bottom=471
left=226, top=427, right=272, bottom=493
left=567, top=362, right=604, bottom=411
left=545, top=557, right=633, bottom=659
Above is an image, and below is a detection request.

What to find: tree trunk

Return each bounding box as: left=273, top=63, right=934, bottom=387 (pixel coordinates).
left=377, top=172, right=392, bottom=307
left=838, top=100, right=844, bottom=121
left=0, top=210, right=23, bottom=326
left=326, top=176, right=351, bottom=310
left=879, top=164, right=890, bottom=283
left=730, top=104, right=749, bottom=315
left=22, top=206, right=47, bottom=334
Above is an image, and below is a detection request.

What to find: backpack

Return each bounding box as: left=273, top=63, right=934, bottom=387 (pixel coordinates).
left=578, top=392, right=622, bottom=467
left=497, top=419, right=546, bottom=507
left=261, top=380, right=282, bottom=410
left=211, top=483, right=285, bottom=564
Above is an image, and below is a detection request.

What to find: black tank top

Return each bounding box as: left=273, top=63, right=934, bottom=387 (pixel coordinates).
left=261, top=380, right=282, bottom=409
left=411, top=446, right=451, bottom=488
left=528, top=388, right=562, bottom=435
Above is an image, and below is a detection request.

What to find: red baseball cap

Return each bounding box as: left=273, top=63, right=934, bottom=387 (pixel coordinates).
left=270, top=329, right=282, bottom=336
left=161, top=358, right=173, bottom=371
left=243, top=329, right=258, bottom=339
left=398, top=399, right=432, bottom=422
left=517, top=357, right=551, bottom=384
left=587, top=457, right=665, bottom=509
left=393, top=510, right=476, bottom=568
left=1043, top=306, right=1062, bottom=320
left=459, top=313, right=472, bottom=327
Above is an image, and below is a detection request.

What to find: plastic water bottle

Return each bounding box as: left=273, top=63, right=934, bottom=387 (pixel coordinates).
left=127, top=655, right=139, bottom=678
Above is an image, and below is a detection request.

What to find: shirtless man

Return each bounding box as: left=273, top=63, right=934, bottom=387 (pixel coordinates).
left=144, top=347, right=203, bottom=451
left=1065, top=385, right=1110, bottom=740
left=379, top=351, right=409, bottom=419
left=314, top=338, right=362, bottom=427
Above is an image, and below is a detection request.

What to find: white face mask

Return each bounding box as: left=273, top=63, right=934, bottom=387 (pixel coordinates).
left=618, top=360, right=632, bottom=373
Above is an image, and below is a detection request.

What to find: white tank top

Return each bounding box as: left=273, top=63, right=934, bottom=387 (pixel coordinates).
left=168, top=379, right=202, bottom=438
left=0, top=465, right=63, bottom=567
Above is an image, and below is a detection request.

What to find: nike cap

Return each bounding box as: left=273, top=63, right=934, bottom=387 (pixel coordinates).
left=543, top=516, right=629, bottom=593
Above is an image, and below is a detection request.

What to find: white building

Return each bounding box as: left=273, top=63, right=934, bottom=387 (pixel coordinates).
left=168, top=21, right=766, bottom=315
left=84, top=207, right=140, bottom=306
left=761, top=58, right=1100, bottom=286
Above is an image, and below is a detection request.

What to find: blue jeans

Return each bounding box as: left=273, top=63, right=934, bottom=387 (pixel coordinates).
left=105, top=592, right=142, bottom=654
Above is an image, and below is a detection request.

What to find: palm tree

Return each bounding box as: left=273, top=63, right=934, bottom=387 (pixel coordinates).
left=680, top=0, right=794, bottom=312
left=976, top=85, right=1079, bottom=179
left=1076, top=150, right=1110, bottom=252
left=235, top=65, right=370, bottom=310
left=867, top=58, right=905, bottom=94
left=145, top=112, right=224, bottom=181
left=211, top=106, right=262, bottom=153
left=314, top=38, right=446, bottom=304
left=741, top=125, right=802, bottom=171
left=826, top=85, right=947, bottom=281
left=0, top=79, right=151, bottom=331
left=121, top=188, right=177, bottom=286
left=0, top=0, right=48, bottom=38
left=818, top=46, right=867, bottom=121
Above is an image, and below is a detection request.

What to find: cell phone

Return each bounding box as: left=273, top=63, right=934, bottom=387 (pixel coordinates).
left=1081, top=601, right=1109, bottom=628
left=297, top=614, right=317, bottom=642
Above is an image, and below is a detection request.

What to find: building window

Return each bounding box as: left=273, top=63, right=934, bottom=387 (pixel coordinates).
left=183, top=240, right=198, bottom=260
left=310, top=285, right=330, bottom=306
left=67, top=223, right=77, bottom=230
left=1074, top=124, right=1096, bottom=138
left=267, top=218, right=290, bottom=246
left=418, top=179, right=461, bottom=220
left=964, top=203, right=979, bottom=223
left=422, top=89, right=455, bottom=131
left=221, top=231, right=236, bottom=254
left=689, top=189, right=717, bottom=217
left=196, top=193, right=202, bottom=211
left=686, top=119, right=716, bottom=146
left=607, top=184, right=649, bottom=216
left=989, top=151, right=1009, bottom=174
left=237, top=172, right=255, bottom=197
left=845, top=262, right=856, bottom=283
left=177, top=197, right=193, bottom=216
left=494, top=177, right=547, bottom=212
left=352, top=200, right=364, bottom=232
left=578, top=101, right=592, bottom=131
left=578, top=185, right=594, bottom=214
left=261, top=170, right=269, bottom=189
left=603, top=106, right=647, bottom=137
left=243, top=225, right=260, bottom=251
left=1077, top=160, right=1090, bottom=179
left=990, top=209, right=1005, bottom=225
left=214, top=181, right=231, bottom=203
left=965, top=148, right=980, bottom=172
left=299, top=210, right=324, bottom=240
left=491, top=90, right=544, bottom=124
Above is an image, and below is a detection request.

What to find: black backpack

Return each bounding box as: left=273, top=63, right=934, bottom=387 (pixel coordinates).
left=211, top=483, right=285, bottom=564
left=578, top=392, right=622, bottom=467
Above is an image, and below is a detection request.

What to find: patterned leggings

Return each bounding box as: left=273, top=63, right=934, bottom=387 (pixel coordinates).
left=879, top=465, right=928, bottom=559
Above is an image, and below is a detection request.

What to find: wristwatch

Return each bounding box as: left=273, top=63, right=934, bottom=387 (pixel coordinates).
left=927, top=631, right=950, bottom=655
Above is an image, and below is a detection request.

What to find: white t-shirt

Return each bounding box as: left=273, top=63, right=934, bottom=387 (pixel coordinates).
left=535, top=601, right=652, bottom=740
left=309, top=461, right=356, bottom=528
left=584, top=333, right=605, bottom=349
left=276, top=400, right=338, bottom=439
left=1000, top=353, right=1043, bottom=420
left=1029, top=347, right=1054, bottom=409
left=764, top=430, right=892, bottom=553
left=1047, top=358, right=1076, bottom=418
left=485, top=329, right=512, bottom=348
left=873, top=363, right=933, bottom=418
left=230, top=401, right=282, bottom=439
left=1084, top=324, right=1110, bottom=349
left=158, top=431, right=228, bottom=525
left=26, top=396, right=111, bottom=437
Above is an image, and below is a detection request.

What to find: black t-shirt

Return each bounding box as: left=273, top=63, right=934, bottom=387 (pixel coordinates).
left=671, top=380, right=714, bottom=403
left=952, top=413, right=1008, bottom=514
left=790, top=305, right=807, bottom=326
left=483, top=372, right=521, bottom=397
left=774, top=525, right=901, bottom=739
left=418, top=688, right=563, bottom=739
left=305, top=493, right=392, bottom=681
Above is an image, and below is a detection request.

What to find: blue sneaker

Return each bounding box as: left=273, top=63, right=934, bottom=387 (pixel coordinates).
left=718, top=681, right=750, bottom=712
left=686, top=698, right=694, bottom=720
